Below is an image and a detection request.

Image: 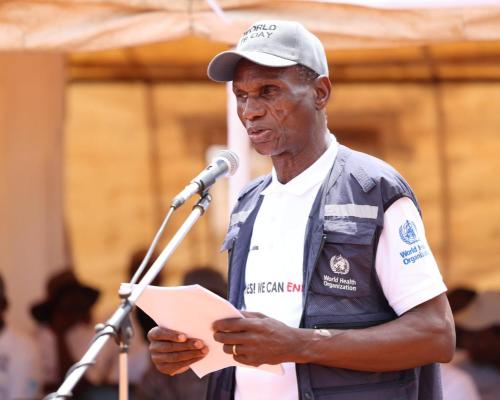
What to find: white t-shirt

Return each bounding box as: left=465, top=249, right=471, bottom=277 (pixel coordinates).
left=0, top=326, right=41, bottom=400
left=235, top=138, right=447, bottom=400
left=452, top=350, right=500, bottom=400
left=441, top=363, right=480, bottom=400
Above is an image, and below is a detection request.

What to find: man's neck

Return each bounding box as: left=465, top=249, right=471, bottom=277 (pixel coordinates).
left=272, top=130, right=331, bottom=184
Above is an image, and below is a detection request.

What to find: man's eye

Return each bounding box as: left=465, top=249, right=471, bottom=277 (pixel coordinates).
left=235, top=91, right=248, bottom=100
left=261, top=86, right=279, bottom=97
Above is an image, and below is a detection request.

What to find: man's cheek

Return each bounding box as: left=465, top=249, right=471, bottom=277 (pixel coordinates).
left=271, top=107, right=290, bottom=124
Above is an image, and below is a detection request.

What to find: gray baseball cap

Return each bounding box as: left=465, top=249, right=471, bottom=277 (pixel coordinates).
left=207, top=20, right=328, bottom=82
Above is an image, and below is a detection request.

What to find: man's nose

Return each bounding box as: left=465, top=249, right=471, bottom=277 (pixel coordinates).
left=242, top=97, right=265, bottom=120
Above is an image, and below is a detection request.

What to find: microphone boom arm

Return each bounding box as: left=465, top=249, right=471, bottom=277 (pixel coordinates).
left=44, top=193, right=212, bottom=399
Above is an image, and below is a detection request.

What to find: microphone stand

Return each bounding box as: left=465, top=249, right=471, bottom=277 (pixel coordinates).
left=44, top=193, right=212, bottom=399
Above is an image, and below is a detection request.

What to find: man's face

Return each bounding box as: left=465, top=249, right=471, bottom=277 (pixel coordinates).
left=50, top=290, right=92, bottom=332
left=232, top=60, right=319, bottom=158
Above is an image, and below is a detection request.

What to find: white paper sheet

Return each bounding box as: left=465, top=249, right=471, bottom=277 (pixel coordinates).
left=123, top=283, right=283, bottom=377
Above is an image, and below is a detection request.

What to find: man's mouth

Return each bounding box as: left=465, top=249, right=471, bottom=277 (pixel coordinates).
left=247, top=128, right=273, bottom=143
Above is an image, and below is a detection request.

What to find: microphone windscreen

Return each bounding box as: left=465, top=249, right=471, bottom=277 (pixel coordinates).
left=215, top=149, right=239, bottom=176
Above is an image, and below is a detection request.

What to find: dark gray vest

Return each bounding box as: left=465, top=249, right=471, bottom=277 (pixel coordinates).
left=207, top=145, right=442, bottom=400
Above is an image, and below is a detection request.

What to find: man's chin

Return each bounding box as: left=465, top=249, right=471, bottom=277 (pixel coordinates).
left=251, top=143, right=277, bottom=157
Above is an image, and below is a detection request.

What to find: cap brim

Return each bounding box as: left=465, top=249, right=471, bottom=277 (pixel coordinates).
left=207, top=50, right=297, bottom=82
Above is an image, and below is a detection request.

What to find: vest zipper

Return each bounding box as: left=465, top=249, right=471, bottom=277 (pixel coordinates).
left=226, top=238, right=236, bottom=303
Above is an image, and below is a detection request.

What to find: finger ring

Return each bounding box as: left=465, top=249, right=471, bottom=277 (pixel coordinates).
left=232, top=344, right=238, bottom=356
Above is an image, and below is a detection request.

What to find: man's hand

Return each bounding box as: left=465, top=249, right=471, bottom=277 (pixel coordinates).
left=148, top=326, right=209, bottom=376
left=213, top=311, right=299, bottom=367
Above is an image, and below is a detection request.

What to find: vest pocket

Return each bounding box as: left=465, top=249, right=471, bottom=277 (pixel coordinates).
left=310, top=369, right=417, bottom=400
left=309, top=222, right=377, bottom=298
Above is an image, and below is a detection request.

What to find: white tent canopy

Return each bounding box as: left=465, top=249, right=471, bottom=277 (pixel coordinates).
left=1, top=0, right=500, bottom=52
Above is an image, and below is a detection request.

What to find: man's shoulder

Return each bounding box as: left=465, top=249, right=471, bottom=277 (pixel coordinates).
left=342, top=145, right=399, bottom=177
left=340, top=145, right=406, bottom=188
left=236, top=174, right=271, bottom=200
left=339, top=145, right=418, bottom=210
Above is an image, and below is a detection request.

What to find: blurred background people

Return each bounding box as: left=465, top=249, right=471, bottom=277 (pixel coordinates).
left=136, top=266, right=227, bottom=400
left=447, top=287, right=479, bottom=350
left=127, top=249, right=164, bottom=343
left=440, top=287, right=481, bottom=400
left=441, top=363, right=480, bottom=400
left=32, top=265, right=152, bottom=398
left=453, top=291, right=500, bottom=400
left=79, top=248, right=157, bottom=398
left=0, top=273, right=41, bottom=400
left=31, top=269, right=104, bottom=396
left=447, top=287, right=478, bottom=314
left=93, top=248, right=164, bottom=396
left=182, top=267, right=227, bottom=299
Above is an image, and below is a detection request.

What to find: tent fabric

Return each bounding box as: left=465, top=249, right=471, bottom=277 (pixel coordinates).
left=319, top=0, right=500, bottom=9
left=1, top=1, right=500, bottom=52
left=0, top=53, right=68, bottom=331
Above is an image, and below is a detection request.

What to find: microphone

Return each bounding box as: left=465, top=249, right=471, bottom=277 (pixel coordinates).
left=171, top=149, right=239, bottom=209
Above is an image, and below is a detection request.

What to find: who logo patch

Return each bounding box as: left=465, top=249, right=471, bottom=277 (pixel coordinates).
left=329, top=255, right=350, bottom=275
left=399, top=220, right=419, bottom=245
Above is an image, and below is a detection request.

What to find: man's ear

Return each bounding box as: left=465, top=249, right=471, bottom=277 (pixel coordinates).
left=314, top=76, right=332, bottom=110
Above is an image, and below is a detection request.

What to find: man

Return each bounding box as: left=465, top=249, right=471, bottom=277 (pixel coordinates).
left=0, top=273, right=41, bottom=399
left=31, top=270, right=101, bottom=393
left=440, top=287, right=480, bottom=400
left=452, top=291, right=500, bottom=400
left=148, top=20, right=455, bottom=399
